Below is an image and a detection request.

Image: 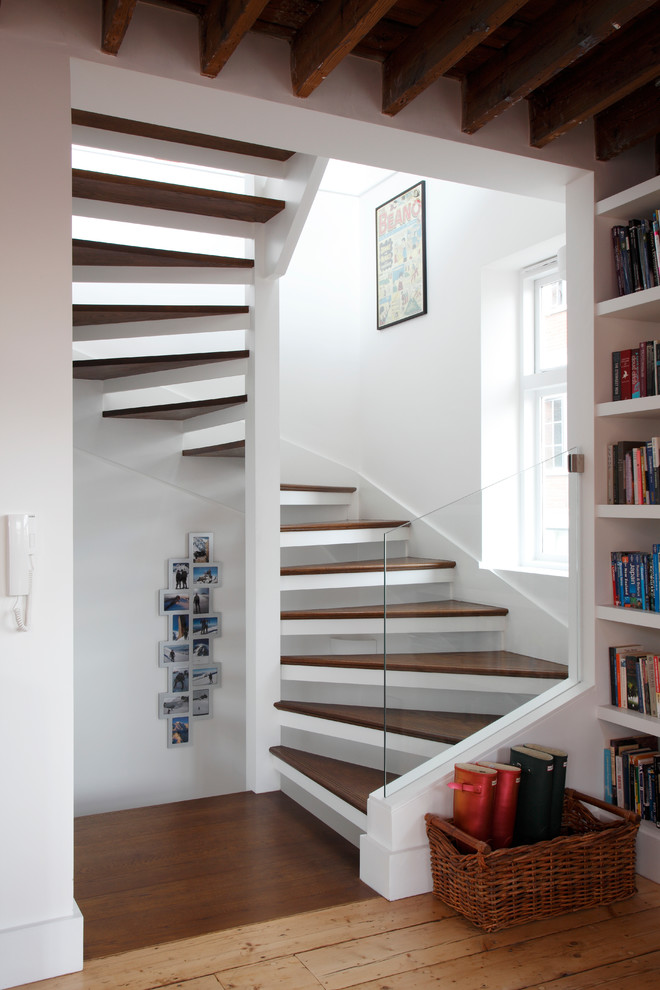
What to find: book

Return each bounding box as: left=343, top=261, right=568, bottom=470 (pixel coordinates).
left=523, top=743, right=567, bottom=838
left=608, top=735, right=659, bottom=808
left=509, top=745, right=554, bottom=844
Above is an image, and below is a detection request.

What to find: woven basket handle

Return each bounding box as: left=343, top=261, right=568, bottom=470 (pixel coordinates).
left=425, top=813, right=492, bottom=855
left=565, top=787, right=640, bottom=824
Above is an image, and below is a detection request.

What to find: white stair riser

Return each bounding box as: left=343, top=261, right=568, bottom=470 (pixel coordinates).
left=73, top=197, right=257, bottom=239
left=280, top=666, right=563, bottom=694
left=280, top=615, right=507, bottom=636
left=280, top=491, right=355, bottom=507
left=280, top=569, right=452, bottom=592
left=281, top=527, right=409, bottom=548
left=277, top=709, right=446, bottom=759
left=271, top=757, right=367, bottom=831
left=73, top=266, right=255, bottom=285
left=102, top=358, right=248, bottom=394
left=181, top=404, right=247, bottom=434
left=73, top=311, right=250, bottom=341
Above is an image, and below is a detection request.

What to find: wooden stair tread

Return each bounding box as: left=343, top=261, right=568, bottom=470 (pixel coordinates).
left=182, top=440, right=245, bottom=457
left=281, top=484, right=357, bottom=493
left=71, top=110, right=295, bottom=161
left=281, top=650, right=568, bottom=679
left=281, top=599, right=509, bottom=620
left=103, top=395, right=247, bottom=421
left=281, top=519, right=409, bottom=533
left=270, top=746, right=395, bottom=814
left=73, top=239, right=254, bottom=269
left=73, top=350, right=249, bottom=380
left=73, top=304, right=249, bottom=326
left=281, top=556, right=455, bottom=577
left=274, top=701, right=497, bottom=744
left=73, top=169, right=286, bottom=223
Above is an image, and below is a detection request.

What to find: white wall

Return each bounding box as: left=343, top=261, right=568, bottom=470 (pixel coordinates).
left=73, top=383, right=246, bottom=815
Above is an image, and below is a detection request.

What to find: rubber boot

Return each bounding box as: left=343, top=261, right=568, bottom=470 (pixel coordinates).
left=476, top=761, right=521, bottom=849
left=447, top=763, right=497, bottom=848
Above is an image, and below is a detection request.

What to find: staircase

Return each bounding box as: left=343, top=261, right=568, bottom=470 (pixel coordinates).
left=272, top=484, right=568, bottom=844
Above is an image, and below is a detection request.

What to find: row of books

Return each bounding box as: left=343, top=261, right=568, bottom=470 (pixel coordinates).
left=608, top=646, right=660, bottom=716
left=604, top=734, right=660, bottom=823
left=611, top=214, right=660, bottom=296
left=606, top=439, right=660, bottom=504
left=611, top=548, right=660, bottom=610
left=611, top=342, right=660, bottom=400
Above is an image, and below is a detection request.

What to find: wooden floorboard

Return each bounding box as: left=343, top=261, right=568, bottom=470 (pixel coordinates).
left=17, top=876, right=660, bottom=990
left=74, top=791, right=377, bottom=960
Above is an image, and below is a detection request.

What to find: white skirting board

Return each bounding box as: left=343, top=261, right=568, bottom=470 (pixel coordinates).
left=0, top=902, right=83, bottom=990
left=360, top=833, right=433, bottom=900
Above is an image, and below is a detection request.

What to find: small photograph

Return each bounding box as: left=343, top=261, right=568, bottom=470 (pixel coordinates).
left=168, top=716, right=191, bottom=748
left=160, top=590, right=191, bottom=614
left=192, top=614, right=220, bottom=637
left=158, top=692, right=190, bottom=718
left=169, top=558, right=191, bottom=590
left=170, top=614, right=190, bottom=641
left=192, top=688, right=212, bottom=719
left=192, top=563, right=221, bottom=586
left=192, top=636, right=211, bottom=659
left=191, top=587, right=210, bottom=615
left=191, top=666, right=220, bottom=687
left=170, top=667, right=190, bottom=693
left=159, top=640, right=190, bottom=667
left=189, top=532, right=213, bottom=564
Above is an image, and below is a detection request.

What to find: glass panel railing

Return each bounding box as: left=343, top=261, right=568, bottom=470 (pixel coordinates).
left=381, top=449, right=580, bottom=797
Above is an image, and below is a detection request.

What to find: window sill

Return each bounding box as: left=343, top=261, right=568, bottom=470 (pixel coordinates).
left=479, top=560, right=569, bottom=579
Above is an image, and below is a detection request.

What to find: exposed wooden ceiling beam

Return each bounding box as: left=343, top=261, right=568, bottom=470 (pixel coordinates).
left=594, top=77, right=660, bottom=160
left=529, top=10, right=660, bottom=148
left=462, top=0, right=658, bottom=134
left=382, top=0, right=528, bottom=117
left=102, top=0, right=138, bottom=54
left=200, top=0, right=271, bottom=78
left=291, top=0, right=400, bottom=99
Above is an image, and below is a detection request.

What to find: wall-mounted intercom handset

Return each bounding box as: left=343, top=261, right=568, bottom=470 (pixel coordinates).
left=7, top=513, right=36, bottom=631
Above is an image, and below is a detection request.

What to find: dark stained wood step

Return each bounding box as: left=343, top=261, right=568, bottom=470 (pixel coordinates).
left=281, top=599, right=509, bottom=621
left=182, top=440, right=245, bottom=457
left=71, top=110, right=295, bottom=162
left=74, top=350, right=249, bottom=380
left=274, top=701, right=498, bottom=744
left=280, top=484, right=357, bottom=493
left=281, top=556, right=455, bottom=577
left=281, top=650, right=568, bottom=679
left=73, top=169, right=286, bottom=223
left=73, top=304, right=249, bottom=326
left=270, top=746, right=397, bottom=815
left=73, top=238, right=255, bottom=269
left=103, top=395, right=247, bottom=421
left=281, top=519, right=409, bottom=533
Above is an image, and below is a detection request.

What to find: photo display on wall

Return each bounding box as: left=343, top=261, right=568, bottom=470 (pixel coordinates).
left=158, top=532, right=222, bottom=748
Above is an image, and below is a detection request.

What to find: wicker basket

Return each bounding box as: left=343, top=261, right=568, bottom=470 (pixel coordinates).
left=425, top=788, right=640, bottom=932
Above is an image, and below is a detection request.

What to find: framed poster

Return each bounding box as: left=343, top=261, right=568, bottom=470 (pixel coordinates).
left=376, top=181, right=427, bottom=330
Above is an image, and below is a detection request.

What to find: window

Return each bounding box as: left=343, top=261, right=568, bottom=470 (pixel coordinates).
left=520, top=259, right=568, bottom=568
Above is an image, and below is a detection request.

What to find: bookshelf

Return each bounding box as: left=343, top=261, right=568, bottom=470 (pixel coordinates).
left=594, top=174, right=660, bottom=875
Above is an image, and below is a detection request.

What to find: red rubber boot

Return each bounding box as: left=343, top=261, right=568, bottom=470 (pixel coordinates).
left=476, top=761, right=521, bottom=849
left=447, top=763, right=497, bottom=847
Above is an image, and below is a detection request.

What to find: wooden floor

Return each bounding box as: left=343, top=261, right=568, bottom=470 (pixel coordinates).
left=17, top=875, right=660, bottom=989
left=74, top=791, right=377, bottom=960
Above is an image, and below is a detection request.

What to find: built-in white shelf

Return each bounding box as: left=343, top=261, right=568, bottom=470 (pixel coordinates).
left=596, top=504, right=660, bottom=518
left=596, top=285, right=660, bottom=322
left=597, top=703, right=660, bottom=733
left=596, top=174, right=660, bottom=220
left=596, top=395, right=660, bottom=418
left=596, top=605, right=660, bottom=629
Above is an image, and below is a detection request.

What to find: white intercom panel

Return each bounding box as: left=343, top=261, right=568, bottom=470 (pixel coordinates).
left=6, top=513, right=36, bottom=630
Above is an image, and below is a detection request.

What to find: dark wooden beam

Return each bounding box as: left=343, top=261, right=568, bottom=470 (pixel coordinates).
left=657, top=132, right=660, bottom=174
left=291, top=0, right=399, bottom=99
left=382, top=0, right=528, bottom=117
left=200, top=0, right=271, bottom=78
left=529, top=11, right=660, bottom=148
left=101, top=0, right=138, bottom=55
left=462, top=0, right=657, bottom=134
left=594, top=77, right=660, bottom=160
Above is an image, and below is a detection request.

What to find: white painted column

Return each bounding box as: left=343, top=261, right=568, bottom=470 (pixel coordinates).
left=245, top=252, right=282, bottom=793
left=0, top=37, right=83, bottom=989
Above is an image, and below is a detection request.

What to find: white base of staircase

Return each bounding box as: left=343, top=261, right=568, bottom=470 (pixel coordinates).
left=359, top=833, right=432, bottom=901
left=275, top=766, right=366, bottom=848
left=0, top=902, right=83, bottom=990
